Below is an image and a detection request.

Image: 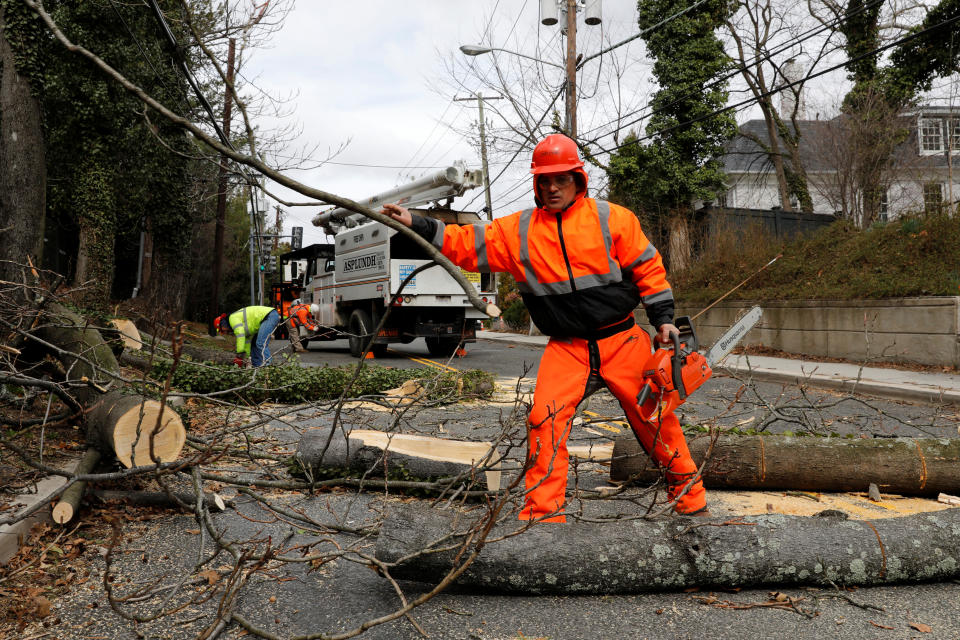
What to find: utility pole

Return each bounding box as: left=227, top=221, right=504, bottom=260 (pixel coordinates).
left=247, top=184, right=258, bottom=306
left=564, top=0, right=577, bottom=138
left=540, top=0, right=601, bottom=138
left=455, top=92, right=503, bottom=220
left=273, top=205, right=282, bottom=251
left=210, top=37, right=236, bottom=322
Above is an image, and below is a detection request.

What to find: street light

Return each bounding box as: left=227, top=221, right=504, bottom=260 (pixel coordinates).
left=458, top=44, right=565, bottom=69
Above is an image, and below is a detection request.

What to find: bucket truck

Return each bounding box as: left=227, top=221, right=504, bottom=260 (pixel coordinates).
left=297, top=163, right=495, bottom=358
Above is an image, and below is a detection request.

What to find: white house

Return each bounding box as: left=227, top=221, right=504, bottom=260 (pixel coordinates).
left=721, top=107, right=960, bottom=222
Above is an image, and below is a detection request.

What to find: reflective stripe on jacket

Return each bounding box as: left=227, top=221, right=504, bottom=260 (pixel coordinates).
left=411, top=196, right=673, bottom=338
left=287, top=304, right=318, bottom=331
left=228, top=306, right=276, bottom=355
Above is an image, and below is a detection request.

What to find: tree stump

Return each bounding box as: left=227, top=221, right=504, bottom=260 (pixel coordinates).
left=611, top=433, right=960, bottom=495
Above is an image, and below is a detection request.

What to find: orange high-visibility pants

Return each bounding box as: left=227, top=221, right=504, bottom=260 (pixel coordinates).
left=521, top=323, right=706, bottom=523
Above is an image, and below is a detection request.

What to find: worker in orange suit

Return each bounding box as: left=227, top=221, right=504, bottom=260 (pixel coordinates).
left=286, top=299, right=319, bottom=353
left=383, top=134, right=708, bottom=522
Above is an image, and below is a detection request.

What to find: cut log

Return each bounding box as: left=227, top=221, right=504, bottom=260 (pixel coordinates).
left=375, top=503, right=960, bottom=594
left=610, top=434, right=960, bottom=496
left=295, top=426, right=502, bottom=490
left=86, top=391, right=186, bottom=468
left=91, top=490, right=230, bottom=511
left=52, top=448, right=101, bottom=525
left=108, top=318, right=142, bottom=351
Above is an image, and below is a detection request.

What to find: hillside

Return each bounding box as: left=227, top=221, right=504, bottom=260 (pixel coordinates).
left=673, top=211, right=960, bottom=305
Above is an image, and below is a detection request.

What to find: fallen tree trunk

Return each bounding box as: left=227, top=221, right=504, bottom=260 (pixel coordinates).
left=611, top=434, right=960, bottom=496
left=295, top=426, right=502, bottom=490
left=375, top=503, right=960, bottom=594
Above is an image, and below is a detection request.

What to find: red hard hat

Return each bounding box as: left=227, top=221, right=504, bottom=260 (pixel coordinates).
left=530, top=134, right=584, bottom=174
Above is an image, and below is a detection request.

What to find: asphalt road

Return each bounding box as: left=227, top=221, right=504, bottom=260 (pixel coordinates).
left=40, top=336, right=960, bottom=640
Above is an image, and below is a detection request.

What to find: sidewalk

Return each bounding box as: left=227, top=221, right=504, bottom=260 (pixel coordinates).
left=477, top=330, right=960, bottom=406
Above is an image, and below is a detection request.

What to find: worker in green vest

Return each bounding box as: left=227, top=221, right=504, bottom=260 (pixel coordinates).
left=214, top=305, right=281, bottom=367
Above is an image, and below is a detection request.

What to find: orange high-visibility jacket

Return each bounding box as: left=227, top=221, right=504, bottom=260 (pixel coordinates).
left=287, top=303, right=318, bottom=332
left=410, top=195, right=673, bottom=337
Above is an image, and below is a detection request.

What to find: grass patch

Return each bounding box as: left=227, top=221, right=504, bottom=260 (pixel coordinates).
left=674, top=210, right=960, bottom=303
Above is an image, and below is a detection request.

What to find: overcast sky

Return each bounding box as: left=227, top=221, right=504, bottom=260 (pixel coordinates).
left=242, top=1, right=650, bottom=246
left=239, top=1, right=959, bottom=247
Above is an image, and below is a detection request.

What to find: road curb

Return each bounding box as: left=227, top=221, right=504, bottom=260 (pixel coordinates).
left=719, top=364, right=960, bottom=406
left=0, top=458, right=78, bottom=565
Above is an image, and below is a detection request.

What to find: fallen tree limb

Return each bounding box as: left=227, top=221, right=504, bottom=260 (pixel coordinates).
left=91, top=489, right=231, bottom=512
left=295, top=426, right=502, bottom=490
left=374, top=503, right=960, bottom=594
left=52, top=448, right=101, bottom=524
left=611, top=434, right=960, bottom=495
left=135, top=330, right=235, bottom=366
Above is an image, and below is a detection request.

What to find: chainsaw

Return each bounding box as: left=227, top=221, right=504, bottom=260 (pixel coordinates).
left=636, top=306, right=763, bottom=421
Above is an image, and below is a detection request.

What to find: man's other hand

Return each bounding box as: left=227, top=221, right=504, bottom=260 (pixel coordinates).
left=381, top=203, right=412, bottom=227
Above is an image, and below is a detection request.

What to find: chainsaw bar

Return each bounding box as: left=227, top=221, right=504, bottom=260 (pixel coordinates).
left=703, top=305, right=763, bottom=366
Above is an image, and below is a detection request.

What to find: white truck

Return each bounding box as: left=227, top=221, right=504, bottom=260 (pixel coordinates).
left=299, top=163, right=496, bottom=358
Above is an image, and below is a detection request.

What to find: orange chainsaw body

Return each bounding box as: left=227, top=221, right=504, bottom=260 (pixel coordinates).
left=636, top=317, right=713, bottom=421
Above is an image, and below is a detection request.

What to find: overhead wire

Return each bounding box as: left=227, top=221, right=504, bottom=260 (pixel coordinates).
left=577, top=0, right=889, bottom=143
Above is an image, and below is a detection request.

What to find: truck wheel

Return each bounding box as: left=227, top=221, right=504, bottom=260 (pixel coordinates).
left=425, top=337, right=461, bottom=358
left=348, top=309, right=387, bottom=358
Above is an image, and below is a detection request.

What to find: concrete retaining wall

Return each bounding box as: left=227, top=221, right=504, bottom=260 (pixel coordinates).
left=672, top=297, right=960, bottom=368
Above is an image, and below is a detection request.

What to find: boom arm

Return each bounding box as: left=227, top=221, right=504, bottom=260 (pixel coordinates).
left=312, top=163, right=483, bottom=235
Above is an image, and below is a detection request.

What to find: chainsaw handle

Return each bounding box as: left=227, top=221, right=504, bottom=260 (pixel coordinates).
left=669, top=330, right=687, bottom=400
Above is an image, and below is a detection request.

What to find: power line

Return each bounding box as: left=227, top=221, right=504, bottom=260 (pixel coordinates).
left=578, top=0, right=888, bottom=142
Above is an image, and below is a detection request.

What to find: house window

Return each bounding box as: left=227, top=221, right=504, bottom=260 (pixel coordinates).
left=923, top=183, right=943, bottom=212
left=878, top=190, right=889, bottom=222
left=950, top=119, right=960, bottom=153
left=919, top=118, right=943, bottom=153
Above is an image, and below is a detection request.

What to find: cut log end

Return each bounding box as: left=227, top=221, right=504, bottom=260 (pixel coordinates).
left=103, top=398, right=186, bottom=468
left=51, top=502, right=74, bottom=525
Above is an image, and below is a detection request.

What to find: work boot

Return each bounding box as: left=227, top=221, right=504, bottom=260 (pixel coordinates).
left=679, top=506, right=712, bottom=518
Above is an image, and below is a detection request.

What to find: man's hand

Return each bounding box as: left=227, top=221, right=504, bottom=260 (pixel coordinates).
left=381, top=203, right=412, bottom=227
left=656, top=323, right=679, bottom=345
left=233, top=356, right=245, bottom=368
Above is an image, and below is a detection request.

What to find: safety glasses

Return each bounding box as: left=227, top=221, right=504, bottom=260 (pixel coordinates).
left=536, top=174, right=576, bottom=189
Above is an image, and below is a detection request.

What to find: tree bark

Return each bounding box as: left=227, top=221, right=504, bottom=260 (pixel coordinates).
left=610, top=434, right=960, bottom=496
left=375, top=503, right=960, bottom=594
left=296, top=426, right=502, bottom=490
left=667, top=214, right=692, bottom=273
left=0, top=5, right=46, bottom=291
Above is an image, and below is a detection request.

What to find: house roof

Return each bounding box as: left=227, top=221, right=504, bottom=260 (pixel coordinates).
left=724, top=112, right=960, bottom=175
